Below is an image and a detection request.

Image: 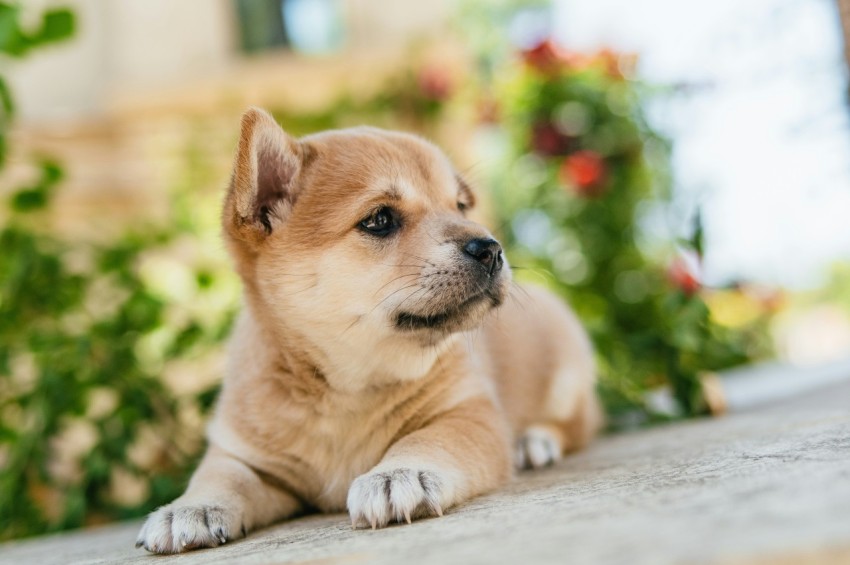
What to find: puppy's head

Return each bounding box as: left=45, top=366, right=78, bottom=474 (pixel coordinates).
left=223, top=108, right=510, bottom=381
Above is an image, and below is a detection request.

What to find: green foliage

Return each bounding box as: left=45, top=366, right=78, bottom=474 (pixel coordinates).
left=0, top=2, right=75, bottom=164
left=0, top=3, right=75, bottom=57
left=488, top=44, right=773, bottom=419
left=0, top=158, right=235, bottom=540
left=0, top=3, right=236, bottom=541
left=268, top=66, right=454, bottom=137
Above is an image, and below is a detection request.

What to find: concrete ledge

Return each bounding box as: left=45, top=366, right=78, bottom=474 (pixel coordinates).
left=2, top=379, right=849, bottom=565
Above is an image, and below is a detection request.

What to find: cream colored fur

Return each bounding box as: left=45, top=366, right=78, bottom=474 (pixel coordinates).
left=136, top=108, right=602, bottom=553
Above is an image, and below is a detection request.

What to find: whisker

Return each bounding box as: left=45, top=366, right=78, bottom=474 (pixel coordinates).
left=511, top=281, right=532, bottom=300
left=371, top=282, right=422, bottom=314
left=424, top=229, right=443, bottom=246
left=392, top=286, right=429, bottom=317
left=401, top=252, right=436, bottom=267
left=380, top=263, right=429, bottom=269
left=457, top=160, right=488, bottom=184
left=506, top=285, right=532, bottom=312
left=513, top=266, right=556, bottom=286
left=374, top=272, right=421, bottom=296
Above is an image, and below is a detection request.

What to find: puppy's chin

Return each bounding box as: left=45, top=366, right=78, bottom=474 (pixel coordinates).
left=393, top=282, right=507, bottom=337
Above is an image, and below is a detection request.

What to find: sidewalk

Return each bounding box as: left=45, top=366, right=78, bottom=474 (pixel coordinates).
left=2, top=378, right=848, bottom=565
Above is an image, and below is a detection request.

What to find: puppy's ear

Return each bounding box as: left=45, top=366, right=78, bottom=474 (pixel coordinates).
left=223, top=107, right=307, bottom=245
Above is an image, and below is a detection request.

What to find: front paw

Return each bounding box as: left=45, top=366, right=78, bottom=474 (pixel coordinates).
left=135, top=502, right=243, bottom=554
left=347, top=468, right=445, bottom=529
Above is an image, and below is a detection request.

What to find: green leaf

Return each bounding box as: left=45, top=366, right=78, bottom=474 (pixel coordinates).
left=0, top=73, right=13, bottom=117
left=35, top=8, right=75, bottom=44
left=0, top=4, right=75, bottom=57
left=0, top=3, right=24, bottom=56
left=9, top=159, right=63, bottom=212
left=0, top=75, right=12, bottom=163
left=9, top=188, right=48, bottom=211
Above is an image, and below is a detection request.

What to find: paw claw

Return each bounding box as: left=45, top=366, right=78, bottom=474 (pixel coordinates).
left=135, top=503, right=239, bottom=554
left=347, top=467, right=446, bottom=529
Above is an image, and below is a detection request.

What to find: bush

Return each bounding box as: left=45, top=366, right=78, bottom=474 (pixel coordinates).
left=0, top=164, right=233, bottom=537
left=0, top=3, right=236, bottom=539
left=487, top=40, right=773, bottom=419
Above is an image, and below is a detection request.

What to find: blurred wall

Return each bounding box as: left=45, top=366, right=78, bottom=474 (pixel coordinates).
left=4, top=0, right=455, bottom=239
left=10, top=0, right=235, bottom=123
left=9, top=0, right=450, bottom=124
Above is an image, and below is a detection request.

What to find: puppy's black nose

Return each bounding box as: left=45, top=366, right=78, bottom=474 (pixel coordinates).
left=463, top=238, right=503, bottom=275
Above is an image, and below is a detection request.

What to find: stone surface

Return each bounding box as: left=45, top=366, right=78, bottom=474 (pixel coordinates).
left=2, top=379, right=849, bottom=565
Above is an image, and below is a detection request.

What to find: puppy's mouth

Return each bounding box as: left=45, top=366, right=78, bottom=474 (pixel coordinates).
left=395, top=291, right=501, bottom=333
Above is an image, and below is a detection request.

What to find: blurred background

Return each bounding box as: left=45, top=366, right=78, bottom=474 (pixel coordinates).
left=2, top=0, right=850, bottom=541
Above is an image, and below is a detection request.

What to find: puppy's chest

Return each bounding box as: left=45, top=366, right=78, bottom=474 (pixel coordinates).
left=239, top=389, right=427, bottom=511
left=297, top=409, right=398, bottom=509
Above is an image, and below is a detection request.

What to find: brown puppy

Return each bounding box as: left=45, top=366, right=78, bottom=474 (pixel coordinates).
left=136, top=108, right=602, bottom=553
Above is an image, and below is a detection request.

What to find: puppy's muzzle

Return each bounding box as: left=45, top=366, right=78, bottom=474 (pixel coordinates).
left=462, top=238, right=503, bottom=276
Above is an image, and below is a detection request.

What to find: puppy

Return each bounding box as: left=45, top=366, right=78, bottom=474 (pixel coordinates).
left=136, top=108, right=602, bottom=553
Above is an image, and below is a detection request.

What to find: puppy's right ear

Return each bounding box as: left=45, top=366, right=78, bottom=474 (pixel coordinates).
left=223, top=107, right=307, bottom=246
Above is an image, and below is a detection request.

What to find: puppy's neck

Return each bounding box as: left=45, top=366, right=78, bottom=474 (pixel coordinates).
left=238, top=293, right=454, bottom=394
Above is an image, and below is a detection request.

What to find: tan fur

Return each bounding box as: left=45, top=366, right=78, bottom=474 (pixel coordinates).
left=136, top=108, right=602, bottom=553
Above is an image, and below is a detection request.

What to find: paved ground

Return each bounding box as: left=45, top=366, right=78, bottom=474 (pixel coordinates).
left=2, top=379, right=849, bottom=565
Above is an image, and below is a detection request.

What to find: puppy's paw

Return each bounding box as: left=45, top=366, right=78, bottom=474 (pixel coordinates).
left=347, top=468, right=445, bottom=529
left=515, top=425, right=562, bottom=470
left=135, top=502, right=243, bottom=554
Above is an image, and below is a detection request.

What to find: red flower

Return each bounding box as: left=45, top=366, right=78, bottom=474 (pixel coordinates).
left=667, top=253, right=701, bottom=295
left=560, top=150, right=607, bottom=196
left=593, top=49, right=637, bottom=80
left=521, top=41, right=635, bottom=79
left=520, top=39, right=579, bottom=74
left=593, top=49, right=623, bottom=79
left=521, top=39, right=559, bottom=72
left=531, top=122, right=574, bottom=156
left=418, top=66, right=453, bottom=101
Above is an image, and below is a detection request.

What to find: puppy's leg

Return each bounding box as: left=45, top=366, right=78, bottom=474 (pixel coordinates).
left=514, top=422, right=565, bottom=470
left=515, top=381, right=603, bottom=470
left=347, top=397, right=511, bottom=529
left=136, top=446, right=301, bottom=554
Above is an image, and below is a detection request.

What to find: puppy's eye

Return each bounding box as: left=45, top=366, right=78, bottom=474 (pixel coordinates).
left=359, top=207, right=398, bottom=237
left=457, top=201, right=469, bottom=213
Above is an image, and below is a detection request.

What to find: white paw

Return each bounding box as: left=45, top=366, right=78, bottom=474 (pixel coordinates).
left=515, top=426, right=562, bottom=470
left=347, top=468, right=445, bottom=529
left=135, top=502, right=243, bottom=554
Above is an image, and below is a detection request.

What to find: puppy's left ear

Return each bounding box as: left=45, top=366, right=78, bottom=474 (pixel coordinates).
left=223, top=107, right=308, bottom=246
